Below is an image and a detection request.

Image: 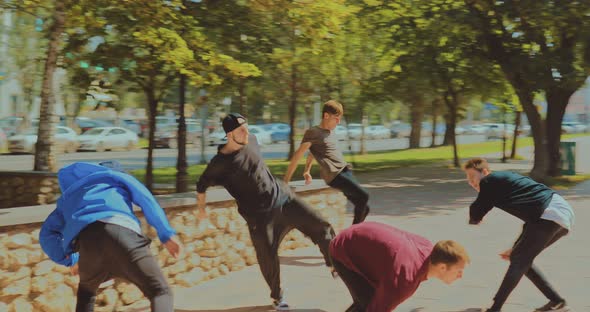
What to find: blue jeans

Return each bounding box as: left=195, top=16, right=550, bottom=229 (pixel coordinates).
left=328, top=167, right=370, bottom=224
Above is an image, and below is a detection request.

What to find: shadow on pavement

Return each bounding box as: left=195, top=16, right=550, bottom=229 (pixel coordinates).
left=278, top=255, right=326, bottom=267
left=355, top=165, right=476, bottom=218
left=176, top=307, right=327, bottom=312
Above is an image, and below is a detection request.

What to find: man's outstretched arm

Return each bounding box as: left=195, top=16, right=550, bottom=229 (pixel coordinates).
left=284, top=142, right=311, bottom=183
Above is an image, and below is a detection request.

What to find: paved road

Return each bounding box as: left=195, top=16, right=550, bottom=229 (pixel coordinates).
left=167, top=161, right=590, bottom=312
left=0, top=134, right=489, bottom=171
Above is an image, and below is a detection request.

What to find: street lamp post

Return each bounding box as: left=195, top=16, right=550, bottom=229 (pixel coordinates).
left=199, top=89, right=208, bottom=164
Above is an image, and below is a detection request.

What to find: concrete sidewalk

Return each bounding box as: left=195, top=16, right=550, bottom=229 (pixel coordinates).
left=166, top=161, right=590, bottom=312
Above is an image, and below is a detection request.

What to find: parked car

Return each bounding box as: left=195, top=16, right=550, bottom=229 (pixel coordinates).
left=8, top=126, right=79, bottom=154
left=466, top=124, right=490, bottom=135
left=520, top=125, right=531, bottom=136
left=67, top=117, right=114, bottom=133
left=261, top=123, right=291, bottom=143
left=561, top=121, right=587, bottom=134
left=390, top=123, right=411, bottom=138
left=421, top=122, right=446, bottom=137
left=249, top=125, right=272, bottom=145
left=154, top=121, right=203, bottom=148
left=0, top=128, right=7, bottom=152
left=77, top=127, right=138, bottom=152
left=347, top=123, right=364, bottom=140
left=485, top=123, right=516, bottom=139
left=365, top=125, right=391, bottom=139
left=455, top=126, right=467, bottom=135
left=0, top=116, right=24, bottom=137
left=333, top=125, right=348, bottom=141
left=207, top=129, right=227, bottom=146
left=121, top=119, right=142, bottom=136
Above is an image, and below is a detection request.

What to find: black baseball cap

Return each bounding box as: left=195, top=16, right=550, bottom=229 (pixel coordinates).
left=222, top=113, right=247, bottom=134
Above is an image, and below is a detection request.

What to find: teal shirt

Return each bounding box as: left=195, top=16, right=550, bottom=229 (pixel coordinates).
left=469, top=171, right=555, bottom=224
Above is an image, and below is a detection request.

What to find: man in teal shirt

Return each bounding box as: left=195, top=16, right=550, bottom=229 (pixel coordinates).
left=464, top=158, right=574, bottom=312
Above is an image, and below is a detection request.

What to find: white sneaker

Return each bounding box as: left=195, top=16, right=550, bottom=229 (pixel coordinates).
left=272, top=298, right=290, bottom=311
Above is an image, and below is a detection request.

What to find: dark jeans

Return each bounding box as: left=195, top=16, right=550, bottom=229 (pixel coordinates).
left=329, top=167, right=370, bottom=224
left=247, top=197, right=335, bottom=300
left=333, top=260, right=374, bottom=312
left=75, top=222, right=172, bottom=312
left=490, top=219, right=568, bottom=310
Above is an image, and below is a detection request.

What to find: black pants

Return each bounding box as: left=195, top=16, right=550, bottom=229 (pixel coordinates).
left=329, top=167, right=370, bottom=224
left=75, top=222, right=173, bottom=312
left=333, top=260, right=374, bottom=312
left=247, top=197, right=336, bottom=300
left=490, top=219, right=568, bottom=310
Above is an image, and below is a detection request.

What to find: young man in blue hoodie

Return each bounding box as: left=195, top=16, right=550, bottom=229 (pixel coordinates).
left=39, top=161, right=182, bottom=312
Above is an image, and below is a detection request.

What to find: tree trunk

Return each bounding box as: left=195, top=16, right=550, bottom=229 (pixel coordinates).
left=144, top=87, right=158, bottom=191
left=450, top=111, right=459, bottom=167
left=516, top=90, right=547, bottom=181
left=238, top=78, right=247, bottom=116
left=431, top=98, right=441, bottom=147
left=34, top=1, right=65, bottom=172
left=176, top=74, right=188, bottom=193
left=360, top=110, right=367, bottom=155
left=545, top=89, right=573, bottom=177
left=443, top=91, right=460, bottom=168
left=510, top=110, right=521, bottom=159
left=442, top=118, right=452, bottom=146
left=288, top=64, right=297, bottom=160
left=409, top=94, right=425, bottom=149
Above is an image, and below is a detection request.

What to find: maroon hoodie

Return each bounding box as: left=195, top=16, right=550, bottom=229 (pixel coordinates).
left=330, top=222, right=433, bottom=311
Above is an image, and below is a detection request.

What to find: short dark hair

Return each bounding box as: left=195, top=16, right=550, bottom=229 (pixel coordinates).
left=463, top=157, right=490, bottom=173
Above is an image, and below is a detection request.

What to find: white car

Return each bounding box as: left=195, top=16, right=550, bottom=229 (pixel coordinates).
left=561, top=122, right=587, bottom=134
left=8, top=126, right=78, bottom=154
left=333, top=125, right=348, bottom=141
left=365, top=125, right=391, bottom=139
left=347, top=123, right=364, bottom=140
left=249, top=125, right=272, bottom=145
left=77, top=127, right=139, bottom=152
left=207, top=129, right=227, bottom=146
left=466, top=124, right=489, bottom=135
left=485, top=123, right=516, bottom=139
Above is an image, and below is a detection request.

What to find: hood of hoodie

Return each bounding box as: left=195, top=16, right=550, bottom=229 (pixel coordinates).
left=58, top=162, right=110, bottom=192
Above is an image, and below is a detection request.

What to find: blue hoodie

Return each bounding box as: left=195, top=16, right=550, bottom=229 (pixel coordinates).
left=39, top=162, right=176, bottom=267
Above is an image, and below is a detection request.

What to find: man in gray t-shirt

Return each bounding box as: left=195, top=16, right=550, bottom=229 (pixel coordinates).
left=284, top=100, right=370, bottom=225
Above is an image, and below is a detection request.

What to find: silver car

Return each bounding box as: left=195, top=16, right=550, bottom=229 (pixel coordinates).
left=77, top=127, right=139, bottom=152
left=8, top=126, right=79, bottom=154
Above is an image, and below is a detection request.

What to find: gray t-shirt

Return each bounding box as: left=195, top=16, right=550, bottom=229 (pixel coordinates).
left=302, top=126, right=347, bottom=183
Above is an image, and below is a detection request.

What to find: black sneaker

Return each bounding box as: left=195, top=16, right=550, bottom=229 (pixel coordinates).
left=352, top=206, right=370, bottom=224
left=345, top=303, right=362, bottom=312
left=534, top=300, right=570, bottom=312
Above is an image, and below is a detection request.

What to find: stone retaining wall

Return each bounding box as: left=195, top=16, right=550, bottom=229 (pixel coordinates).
left=0, top=186, right=346, bottom=311
left=0, top=172, right=60, bottom=208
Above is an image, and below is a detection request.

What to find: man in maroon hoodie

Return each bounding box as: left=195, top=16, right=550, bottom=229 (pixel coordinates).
left=330, top=222, right=470, bottom=312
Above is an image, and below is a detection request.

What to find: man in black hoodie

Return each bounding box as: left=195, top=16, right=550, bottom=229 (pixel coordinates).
left=195, top=113, right=335, bottom=311
left=464, top=158, right=574, bottom=312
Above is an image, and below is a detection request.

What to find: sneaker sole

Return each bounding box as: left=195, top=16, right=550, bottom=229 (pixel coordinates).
left=535, top=307, right=571, bottom=312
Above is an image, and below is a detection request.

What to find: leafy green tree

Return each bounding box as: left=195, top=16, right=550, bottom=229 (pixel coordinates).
left=463, top=0, right=590, bottom=178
